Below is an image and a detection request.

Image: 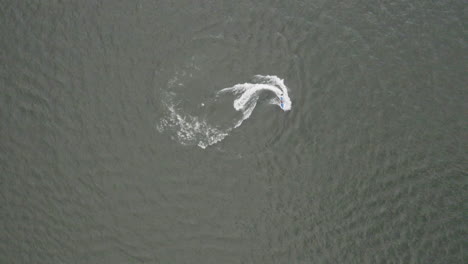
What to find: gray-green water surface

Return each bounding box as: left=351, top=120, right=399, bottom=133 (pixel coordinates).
left=1, top=1, right=466, bottom=263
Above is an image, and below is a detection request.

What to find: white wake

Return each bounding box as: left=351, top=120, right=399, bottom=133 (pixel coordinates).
left=157, top=75, right=291, bottom=149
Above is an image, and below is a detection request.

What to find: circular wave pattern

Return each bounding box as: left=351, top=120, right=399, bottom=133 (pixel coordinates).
left=157, top=75, right=291, bottom=149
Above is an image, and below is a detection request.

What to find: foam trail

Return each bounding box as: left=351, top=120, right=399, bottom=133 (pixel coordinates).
left=156, top=95, right=228, bottom=149
left=157, top=75, right=291, bottom=148
left=218, top=75, right=291, bottom=128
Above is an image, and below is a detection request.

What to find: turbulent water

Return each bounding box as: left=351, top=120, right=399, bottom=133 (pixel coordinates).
left=1, top=1, right=466, bottom=264
left=158, top=75, right=291, bottom=148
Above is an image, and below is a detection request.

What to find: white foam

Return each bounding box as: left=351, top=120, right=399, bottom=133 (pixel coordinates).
left=157, top=104, right=228, bottom=149
left=218, top=75, right=291, bottom=128
left=157, top=75, right=291, bottom=149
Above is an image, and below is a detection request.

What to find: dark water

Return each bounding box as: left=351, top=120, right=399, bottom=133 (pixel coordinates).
left=1, top=1, right=466, bottom=263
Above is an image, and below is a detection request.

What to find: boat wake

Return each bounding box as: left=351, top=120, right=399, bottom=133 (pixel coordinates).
left=157, top=75, right=291, bottom=149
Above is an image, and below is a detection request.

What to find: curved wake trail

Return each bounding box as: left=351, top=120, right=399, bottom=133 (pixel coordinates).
left=157, top=75, right=291, bottom=149
left=218, top=75, right=291, bottom=128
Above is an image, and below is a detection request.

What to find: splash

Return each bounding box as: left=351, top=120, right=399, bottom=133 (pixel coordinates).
left=157, top=75, right=291, bottom=149
left=156, top=104, right=229, bottom=149
left=218, top=75, right=291, bottom=128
